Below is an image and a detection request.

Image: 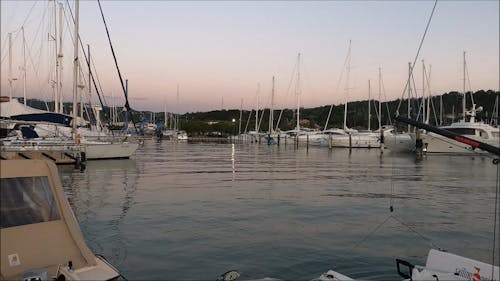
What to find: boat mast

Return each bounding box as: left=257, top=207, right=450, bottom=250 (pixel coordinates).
left=368, top=79, right=371, bottom=131
left=343, top=41, right=351, bottom=131
left=407, top=62, right=412, bottom=132
left=164, top=99, right=167, bottom=129
left=422, top=60, right=426, bottom=124
left=378, top=67, right=382, bottom=131
left=8, top=32, right=13, bottom=100
left=426, top=64, right=432, bottom=125
left=295, top=53, right=301, bottom=131
left=22, top=27, right=27, bottom=106
left=269, top=76, right=275, bottom=135
left=239, top=98, right=243, bottom=135
left=72, top=0, right=80, bottom=137
left=462, top=51, right=466, bottom=122
left=52, top=0, right=57, bottom=109
left=176, top=84, right=180, bottom=132
left=57, top=2, right=64, bottom=113
left=255, top=83, right=259, bottom=133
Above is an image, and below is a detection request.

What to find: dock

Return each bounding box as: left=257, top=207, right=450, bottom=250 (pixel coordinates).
left=0, top=140, right=86, bottom=169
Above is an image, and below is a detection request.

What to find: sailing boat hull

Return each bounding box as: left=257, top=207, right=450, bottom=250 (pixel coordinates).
left=83, top=141, right=139, bottom=160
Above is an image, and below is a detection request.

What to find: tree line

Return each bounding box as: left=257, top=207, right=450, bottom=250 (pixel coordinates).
left=24, top=89, right=498, bottom=136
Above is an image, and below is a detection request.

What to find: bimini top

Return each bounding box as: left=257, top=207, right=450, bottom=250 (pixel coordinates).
left=0, top=160, right=119, bottom=281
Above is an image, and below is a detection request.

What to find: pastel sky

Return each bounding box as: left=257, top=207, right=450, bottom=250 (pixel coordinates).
left=1, top=1, right=498, bottom=113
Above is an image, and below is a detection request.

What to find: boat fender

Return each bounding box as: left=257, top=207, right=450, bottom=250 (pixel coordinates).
left=217, top=270, right=240, bottom=281
left=76, top=134, right=81, bottom=144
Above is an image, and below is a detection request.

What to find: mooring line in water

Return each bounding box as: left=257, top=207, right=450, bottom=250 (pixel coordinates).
left=390, top=215, right=440, bottom=250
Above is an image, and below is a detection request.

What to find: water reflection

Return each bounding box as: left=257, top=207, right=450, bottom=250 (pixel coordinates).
left=60, top=159, right=139, bottom=266
left=60, top=142, right=499, bottom=280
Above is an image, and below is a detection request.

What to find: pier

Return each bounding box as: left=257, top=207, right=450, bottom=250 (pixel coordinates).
left=0, top=140, right=86, bottom=169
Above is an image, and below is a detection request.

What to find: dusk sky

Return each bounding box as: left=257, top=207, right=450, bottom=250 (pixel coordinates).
left=1, top=1, right=498, bottom=113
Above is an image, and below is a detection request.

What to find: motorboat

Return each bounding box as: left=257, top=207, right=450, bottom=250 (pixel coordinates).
left=0, top=159, right=122, bottom=280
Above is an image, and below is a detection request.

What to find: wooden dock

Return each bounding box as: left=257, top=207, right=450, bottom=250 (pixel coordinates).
left=0, top=140, right=86, bottom=169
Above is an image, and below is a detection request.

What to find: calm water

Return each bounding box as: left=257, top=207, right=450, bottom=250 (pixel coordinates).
left=59, top=141, right=499, bottom=280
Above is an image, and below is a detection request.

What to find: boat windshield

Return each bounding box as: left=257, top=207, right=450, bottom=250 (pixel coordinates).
left=0, top=176, right=60, bottom=228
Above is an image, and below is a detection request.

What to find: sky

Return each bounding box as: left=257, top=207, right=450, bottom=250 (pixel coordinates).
left=1, top=1, right=498, bottom=114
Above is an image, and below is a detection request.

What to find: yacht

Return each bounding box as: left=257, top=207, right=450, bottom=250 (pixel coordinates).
left=416, top=105, right=499, bottom=154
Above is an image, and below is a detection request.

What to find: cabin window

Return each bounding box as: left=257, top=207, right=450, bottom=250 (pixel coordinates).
left=0, top=176, right=60, bottom=228
left=445, top=128, right=475, bottom=135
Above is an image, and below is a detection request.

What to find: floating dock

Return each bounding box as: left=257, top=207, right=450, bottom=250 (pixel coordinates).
left=0, top=140, right=86, bottom=169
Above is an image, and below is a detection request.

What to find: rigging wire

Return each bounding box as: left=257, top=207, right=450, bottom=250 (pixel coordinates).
left=276, top=57, right=298, bottom=130
left=97, top=0, right=138, bottom=133
left=324, top=44, right=350, bottom=130
left=395, top=0, right=438, bottom=116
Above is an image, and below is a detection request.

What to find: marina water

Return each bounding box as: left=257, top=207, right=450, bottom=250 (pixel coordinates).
left=59, top=141, right=499, bottom=280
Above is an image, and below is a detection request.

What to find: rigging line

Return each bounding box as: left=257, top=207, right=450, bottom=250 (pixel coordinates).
left=395, top=0, right=438, bottom=116
left=349, top=214, right=392, bottom=251
left=97, top=0, right=127, bottom=107
left=276, top=59, right=298, bottom=130
left=391, top=215, right=440, bottom=249
left=324, top=44, right=350, bottom=130
left=64, top=1, right=112, bottom=127
left=20, top=1, right=40, bottom=31
left=97, top=0, right=138, bottom=133
left=244, top=110, right=253, bottom=133
left=380, top=70, right=393, bottom=126
left=0, top=34, right=10, bottom=64
left=492, top=159, right=500, bottom=273
left=465, top=59, right=475, bottom=106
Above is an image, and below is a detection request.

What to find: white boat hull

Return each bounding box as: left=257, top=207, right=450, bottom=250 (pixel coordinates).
left=417, top=132, right=499, bottom=154
left=83, top=141, right=139, bottom=160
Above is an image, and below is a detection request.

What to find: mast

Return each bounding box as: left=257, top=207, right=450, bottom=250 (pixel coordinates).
left=239, top=98, right=243, bottom=135
left=8, top=32, right=13, bottom=99
left=296, top=53, right=301, bottom=131
left=368, top=80, right=371, bottom=131
left=255, top=83, right=259, bottom=133
left=422, top=60, right=426, bottom=124
left=52, top=0, right=57, bottom=109
left=462, top=51, right=466, bottom=122
left=378, top=67, right=382, bottom=131
left=407, top=62, right=412, bottom=132
left=57, top=2, right=64, bottom=113
left=269, top=76, right=275, bottom=135
left=343, top=41, right=351, bottom=131
left=426, top=64, right=432, bottom=124
left=164, top=99, right=167, bottom=129
left=72, top=0, right=80, bottom=137
left=22, top=27, right=27, bottom=106
left=176, top=84, right=180, bottom=132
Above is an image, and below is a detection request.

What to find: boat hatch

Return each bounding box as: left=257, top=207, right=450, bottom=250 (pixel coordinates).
left=0, top=176, right=60, bottom=229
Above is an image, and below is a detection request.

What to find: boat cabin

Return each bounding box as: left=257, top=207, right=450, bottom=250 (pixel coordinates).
left=0, top=160, right=120, bottom=281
